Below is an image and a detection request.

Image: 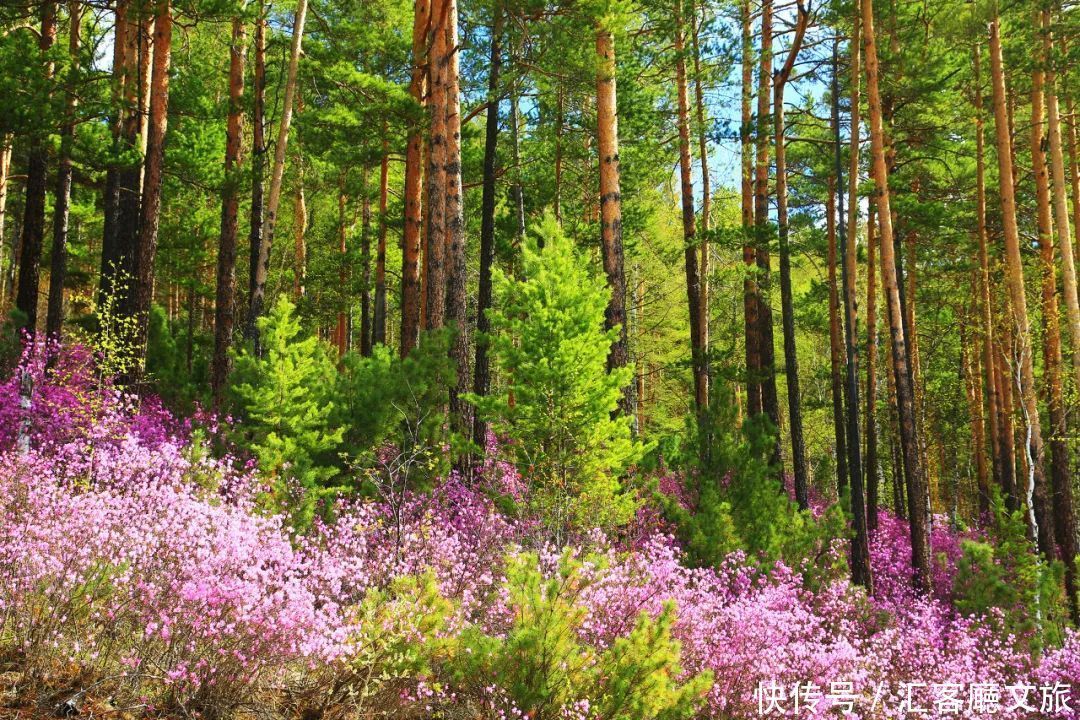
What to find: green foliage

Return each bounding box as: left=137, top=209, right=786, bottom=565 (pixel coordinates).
left=91, top=281, right=142, bottom=383
left=342, top=573, right=459, bottom=706
left=663, top=386, right=846, bottom=585
left=335, top=328, right=456, bottom=481
left=470, top=215, right=644, bottom=540
left=145, top=305, right=210, bottom=408
left=230, top=295, right=344, bottom=528
left=449, top=551, right=712, bottom=720
left=953, top=491, right=1066, bottom=658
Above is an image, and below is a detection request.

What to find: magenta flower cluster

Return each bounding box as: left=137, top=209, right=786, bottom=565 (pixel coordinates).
left=1, top=340, right=1078, bottom=718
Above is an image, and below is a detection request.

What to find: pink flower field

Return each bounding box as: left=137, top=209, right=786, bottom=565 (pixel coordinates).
left=1, top=341, right=1077, bottom=720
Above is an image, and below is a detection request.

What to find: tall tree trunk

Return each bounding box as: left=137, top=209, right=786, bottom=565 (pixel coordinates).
left=360, top=167, right=373, bottom=356
left=973, top=44, right=1001, bottom=512
left=754, top=0, right=780, bottom=451
left=962, top=288, right=990, bottom=521
left=1046, top=53, right=1080, bottom=400
left=834, top=32, right=870, bottom=587
left=16, top=0, right=58, bottom=333
left=127, top=0, right=171, bottom=375
left=107, top=13, right=151, bottom=315
left=441, top=0, right=470, bottom=436
left=374, top=136, right=389, bottom=346
left=247, top=3, right=267, bottom=335
left=423, top=0, right=447, bottom=331
left=862, top=0, right=931, bottom=593
left=400, top=0, right=429, bottom=356
left=335, top=174, right=348, bottom=356
left=774, top=2, right=809, bottom=507
left=989, top=16, right=1053, bottom=557
left=212, top=15, right=247, bottom=408
left=1067, top=96, right=1080, bottom=278
left=884, top=330, right=906, bottom=520
left=0, top=139, right=11, bottom=301
left=690, top=0, right=710, bottom=385
left=510, top=73, right=525, bottom=242
left=865, top=203, right=880, bottom=531
left=46, top=1, right=81, bottom=340
left=248, top=0, right=308, bottom=345
left=596, top=24, right=633, bottom=417
left=675, top=0, right=707, bottom=421
left=474, top=3, right=502, bottom=449
left=995, top=318, right=1018, bottom=511
left=292, top=157, right=307, bottom=299
left=99, top=0, right=128, bottom=306
left=1031, top=10, right=1072, bottom=589
left=1045, top=36, right=1080, bottom=625
left=827, top=179, right=849, bottom=495
left=740, top=0, right=760, bottom=417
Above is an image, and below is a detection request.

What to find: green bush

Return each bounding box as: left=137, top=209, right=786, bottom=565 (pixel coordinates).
left=230, top=295, right=344, bottom=528
left=448, top=551, right=712, bottom=720
left=953, top=491, right=1066, bottom=657
left=335, top=328, right=456, bottom=485
left=470, top=215, right=645, bottom=541
left=664, top=385, right=846, bottom=585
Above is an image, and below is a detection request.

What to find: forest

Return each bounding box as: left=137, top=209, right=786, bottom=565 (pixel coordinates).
left=1, top=0, right=1080, bottom=715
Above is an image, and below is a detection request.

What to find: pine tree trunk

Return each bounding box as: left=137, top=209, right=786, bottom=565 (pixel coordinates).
left=1030, top=11, right=1072, bottom=592
left=360, top=167, right=372, bottom=356
left=99, top=0, right=128, bottom=305
left=399, top=0, right=428, bottom=356
left=474, top=3, right=502, bottom=449
left=754, top=0, right=780, bottom=450
left=1045, top=42, right=1080, bottom=626
left=423, top=0, right=447, bottom=331
left=862, top=0, right=931, bottom=593
left=994, top=317, right=1018, bottom=511
left=989, top=16, right=1053, bottom=557
left=106, top=12, right=151, bottom=314
left=248, top=0, right=308, bottom=346
left=212, top=15, right=247, bottom=408
left=46, top=1, right=81, bottom=340
left=293, top=157, right=307, bottom=299
left=690, top=0, right=710, bottom=381
left=1046, top=59, right=1080, bottom=402
left=827, top=180, right=849, bottom=495
left=126, top=0, right=171, bottom=376
left=374, top=137, right=389, bottom=346
left=962, top=288, right=990, bottom=519
left=246, top=4, right=267, bottom=336
left=334, top=175, right=348, bottom=356
left=838, top=28, right=868, bottom=577
left=596, top=24, right=633, bottom=417
left=441, top=0, right=470, bottom=435
left=973, top=44, right=1001, bottom=512
left=740, top=0, right=760, bottom=417
left=884, top=333, right=906, bottom=520
left=1067, top=97, right=1080, bottom=274
left=675, top=0, right=707, bottom=420
left=774, top=2, right=809, bottom=507
left=16, top=0, right=58, bottom=333
left=510, top=74, right=525, bottom=241
left=0, top=139, right=11, bottom=301
left=865, top=203, right=880, bottom=532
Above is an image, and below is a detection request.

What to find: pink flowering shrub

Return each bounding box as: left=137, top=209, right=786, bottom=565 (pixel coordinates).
left=0, top=345, right=1077, bottom=719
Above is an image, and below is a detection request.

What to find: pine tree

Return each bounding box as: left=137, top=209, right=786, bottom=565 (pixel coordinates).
left=471, top=215, right=643, bottom=540
left=231, top=296, right=343, bottom=528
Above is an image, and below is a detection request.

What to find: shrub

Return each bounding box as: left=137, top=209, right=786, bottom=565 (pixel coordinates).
left=445, top=551, right=712, bottom=720
left=663, top=385, right=846, bottom=584
left=470, top=215, right=644, bottom=542
left=230, top=295, right=344, bottom=528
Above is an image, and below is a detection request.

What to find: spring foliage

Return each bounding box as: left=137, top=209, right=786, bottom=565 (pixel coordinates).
left=471, top=215, right=644, bottom=538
